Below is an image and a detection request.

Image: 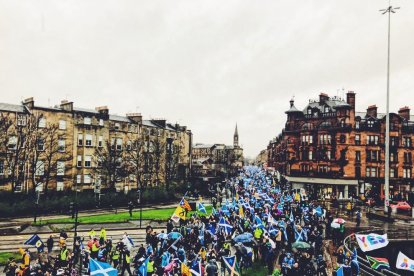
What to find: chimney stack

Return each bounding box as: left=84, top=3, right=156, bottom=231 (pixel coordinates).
left=126, top=113, right=142, bottom=124
left=398, top=106, right=410, bottom=120
left=346, top=91, right=355, bottom=109
left=95, top=106, right=109, bottom=115
left=22, top=97, right=34, bottom=109
left=319, top=93, right=329, bottom=104
left=367, top=105, right=378, bottom=118
left=60, top=100, right=73, bottom=112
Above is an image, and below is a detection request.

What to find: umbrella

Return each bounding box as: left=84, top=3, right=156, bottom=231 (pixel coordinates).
left=331, top=222, right=341, bottom=229
left=167, top=232, right=182, bottom=240
left=157, top=233, right=168, bottom=239
left=292, top=241, right=311, bottom=249
left=333, top=218, right=346, bottom=224
left=233, top=233, right=254, bottom=243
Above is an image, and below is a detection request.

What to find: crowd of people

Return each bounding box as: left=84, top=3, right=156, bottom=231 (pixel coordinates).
left=3, top=166, right=360, bottom=275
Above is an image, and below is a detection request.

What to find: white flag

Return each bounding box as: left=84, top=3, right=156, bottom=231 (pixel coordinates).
left=355, top=233, right=389, bottom=252
left=396, top=251, right=414, bottom=272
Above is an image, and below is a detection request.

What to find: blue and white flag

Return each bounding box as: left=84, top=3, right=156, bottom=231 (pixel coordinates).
left=289, top=212, right=294, bottom=223
left=138, top=257, right=150, bottom=276
left=313, top=206, right=323, bottom=217
left=212, top=207, right=218, bottom=216
left=222, top=256, right=240, bottom=276
left=219, top=217, right=233, bottom=235
left=197, top=202, right=207, bottom=214
left=24, top=234, right=44, bottom=252
left=254, top=216, right=265, bottom=229
left=89, top=258, right=117, bottom=276
left=190, top=261, right=202, bottom=276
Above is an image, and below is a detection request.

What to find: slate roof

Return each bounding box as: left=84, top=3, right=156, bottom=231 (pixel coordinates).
left=109, top=114, right=131, bottom=122
left=303, top=98, right=350, bottom=113
left=0, top=103, right=26, bottom=113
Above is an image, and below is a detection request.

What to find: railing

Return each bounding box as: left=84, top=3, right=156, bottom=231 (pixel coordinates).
left=343, top=228, right=401, bottom=276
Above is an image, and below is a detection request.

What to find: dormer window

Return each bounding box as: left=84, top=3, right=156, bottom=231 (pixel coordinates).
left=368, top=120, right=374, bottom=128
left=307, top=108, right=312, bottom=115
left=324, top=106, right=329, bottom=113
left=355, top=121, right=360, bottom=129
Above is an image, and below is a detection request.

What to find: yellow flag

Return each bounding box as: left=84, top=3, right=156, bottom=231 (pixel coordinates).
left=181, top=263, right=191, bottom=276
left=239, top=204, right=244, bottom=218
left=171, top=205, right=187, bottom=223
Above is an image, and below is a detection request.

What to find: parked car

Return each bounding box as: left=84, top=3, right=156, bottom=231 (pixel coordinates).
left=390, top=201, right=412, bottom=211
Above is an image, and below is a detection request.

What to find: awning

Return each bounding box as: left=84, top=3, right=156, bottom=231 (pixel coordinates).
left=285, top=176, right=358, bottom=186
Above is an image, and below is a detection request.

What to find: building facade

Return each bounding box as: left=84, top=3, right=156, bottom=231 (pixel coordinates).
left=0, top=98, right=192, bottom=193
left=267, top=92, right=414, bottom=200
left=191, top=125, right=244, bottom=182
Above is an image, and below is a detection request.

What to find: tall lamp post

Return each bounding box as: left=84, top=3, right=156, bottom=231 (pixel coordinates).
left=380, top=3, right=399, bottom=213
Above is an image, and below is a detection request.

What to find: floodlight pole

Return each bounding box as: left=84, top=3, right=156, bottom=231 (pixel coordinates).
left=381, top=3, right=399, bottom=213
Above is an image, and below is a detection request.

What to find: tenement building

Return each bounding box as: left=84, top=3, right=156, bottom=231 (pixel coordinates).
left=0, top=98, right=192, bottom=193
left=268, top=92, right=414, bottom=201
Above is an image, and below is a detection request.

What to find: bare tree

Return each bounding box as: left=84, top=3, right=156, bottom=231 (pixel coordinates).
left=94, top=139, right=128, bottom=191
left=125, top=132, right=146, bottom=190
left=151, top=133, right=165, bottom=186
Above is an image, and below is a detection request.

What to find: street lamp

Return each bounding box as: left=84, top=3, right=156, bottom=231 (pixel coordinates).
left=380, top=3, right=399, bottom=213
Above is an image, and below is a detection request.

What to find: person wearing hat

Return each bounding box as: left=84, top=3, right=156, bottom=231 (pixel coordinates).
left=3, top=256, right=17, bottom=276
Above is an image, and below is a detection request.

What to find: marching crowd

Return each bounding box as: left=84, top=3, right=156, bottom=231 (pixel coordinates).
left=3, top=166, right=360, bottom=276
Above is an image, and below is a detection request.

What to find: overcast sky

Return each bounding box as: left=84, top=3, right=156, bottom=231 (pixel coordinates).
left=1, top=0, right=413, bottom=158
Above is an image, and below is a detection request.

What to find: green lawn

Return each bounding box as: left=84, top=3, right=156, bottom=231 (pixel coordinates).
left=243, top=262, right=269, bottom=276
left=34, top=205, right=212, bottom=225
left=0, top=252, right=21, bottom=266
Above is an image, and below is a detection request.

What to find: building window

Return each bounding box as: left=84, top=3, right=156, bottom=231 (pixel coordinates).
left=319, top=134, right=331, bottom=145
left=302, top=135, right=313, bottom=145
left=116, top=138, right=123, bottom=150
left=355, top=121, right=360, bottom=129
left=309, top=151, right=313, bottom=160
left=85, top=134, right=93, bottom=147
left=57, top=182, right=64, bottom=191
left=355, top=167, right=361, bottom=178
left=318, top=165, right=329, bottom=173
left=17, top=115, right=26, bottom=126
left=78, top=134, right=83, bottom=146
left=77, top=155, right=82, bottom=167
left=37, top=138, right=45, bottom=151
left=38, top=117, right=46, bottom=128
left=0, top=160, right=4, bottom=175
left=340, top=135, right=346, bottom=143
left=355, top=134, right=361, bottom=145
left=404, top=152, right=412, bottom=164
left=390, top=168, right=395, bottom=178
left=356, top=151, right=361, bottom=162
left=35, top=161, right=44, bottom=176
left=324, top=106, right=329, bottom=113
left=99, top=119, right=104, bottom=126
left=115, top=123, right=121, bottom=130
left=403, top=137, right=412, bottom=148
left=366, top=150, right=380, bottom=162
left=84, top=174, right=92, bottom=184
left=390, top=136, right=399, bottom=147
left=59, top=120, right=66, bottom=130
left=366, top=167, right=378, bottom=178
left=126, top=141, right=132, bottom=151
left=98, top=136, right=103, bottom=147
left=326, top=150, right=331, bottom=160
left=58, top=139, right=65, bottom=152
left=57, top=161, right=65, bottom=176
left=84, top=155, right=92, bottom=168
left=390, top=152, right=396, bottom=162
left=403, top=168, right=412, bottom=179
left=84, top=117, right=91, bottom=125
left=8, top=136, right=17, bottom=150
left=367, top=135, right=379, bottom=145
left=77, top=175, right=82, bottom=183
left=367, top=120, right=374, bottom=128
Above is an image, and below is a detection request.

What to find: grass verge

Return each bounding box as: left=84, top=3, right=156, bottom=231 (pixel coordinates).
left=243, top=262, right=269, bottom=276
left=0, top=252, right=21, bottom=266
left=34, top=206, right=212, bottom=225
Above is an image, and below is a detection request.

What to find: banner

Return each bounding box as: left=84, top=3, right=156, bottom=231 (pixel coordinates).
left=396, top=251, right=414, bottom=272
left=355, top=233, right=389, bottom=252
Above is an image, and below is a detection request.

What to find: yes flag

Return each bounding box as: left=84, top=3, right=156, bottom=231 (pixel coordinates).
left=396, top=251, right=414, bottom=272
left=89, top=258, right=117, bottom=276
left=197, top=202, right=207, bottom=214
left=138, top=257, right=150, bottom=276
left=222, top=256, right=240, bottom=276
left=366, top=256, right=390, bottom=270
left=171, top=205, right=187, bottom=223
left=24, top=234, right=44, bottom=252
left=181, top=263, right=191, bottom=276
left=355, top=233, right=389, bottom=252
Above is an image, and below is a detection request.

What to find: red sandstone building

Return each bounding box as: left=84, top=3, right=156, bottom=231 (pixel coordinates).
left=267, top=92, right=414, bottom=201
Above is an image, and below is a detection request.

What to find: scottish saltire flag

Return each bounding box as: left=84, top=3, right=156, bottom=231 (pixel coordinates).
left=221, top=205, right=230, bottom=216
left=89, top=258, right=117, bottom=276
left=190, top=261, right=202, bottom=276
left=222, top=256, right=240, bottom=276
left=218, top=217, right=233, bottom=235
left=24, top=234, right=44, bottom=252
left=336, top=266, right=344, bottom=276
left=197, top=202, right=207, bottom=214
left=313, top=206, right=323, bottom=217
left=295, top=228, right=305, bottom=242
left=289, top=212, right=294, bottom=223
left=212, top=207, right=218, bottom=216
left=138, top=257, right=150, bottom=276
left=254, top=216, right=265, bottom=229
left=366, top=256, right=390, bottom=270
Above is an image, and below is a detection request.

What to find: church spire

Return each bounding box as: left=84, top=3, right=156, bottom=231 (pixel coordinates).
left=234, top=123, right=239, bottom=147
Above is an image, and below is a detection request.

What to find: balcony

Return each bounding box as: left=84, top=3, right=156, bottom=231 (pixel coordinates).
left=289, top=169, right=341, bottom=178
